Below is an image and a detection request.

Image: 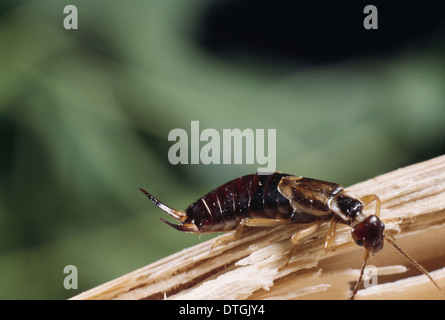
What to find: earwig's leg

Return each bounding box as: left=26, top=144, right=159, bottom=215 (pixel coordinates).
left=238, top=218, right=291, bottom=228
left=211, top=218, right=291, bottom=249
left=324, top=219, right=337, bottom=252
left=360, top=194, right=381, bottom=217
left=211, top=233, right=236, bottom=249
left=284, top=221, right=321, bottom=267
left=291, top=221, right=321, bottom=245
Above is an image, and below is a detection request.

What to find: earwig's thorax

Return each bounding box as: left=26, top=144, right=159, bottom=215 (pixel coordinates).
left=331, top=192, right=386, bottom=253
left=331, top=192, right=364, bottom=225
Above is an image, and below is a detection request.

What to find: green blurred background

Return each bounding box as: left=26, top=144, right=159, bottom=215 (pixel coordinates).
left=0, top=0, right=444, bottom=299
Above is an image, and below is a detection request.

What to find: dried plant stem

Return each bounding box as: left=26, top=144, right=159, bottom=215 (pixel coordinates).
left=71, top=155, right=445, bottom=300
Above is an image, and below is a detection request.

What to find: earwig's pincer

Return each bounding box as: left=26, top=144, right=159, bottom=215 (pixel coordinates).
left=140, top=172, right=442, bottom=299
left=139, top=188, right=187, bottom=221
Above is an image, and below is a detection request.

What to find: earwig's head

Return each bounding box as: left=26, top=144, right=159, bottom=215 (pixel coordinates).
left=350, top=214, right=442, bottom=299
left=351, top=215, right=385, bottom=253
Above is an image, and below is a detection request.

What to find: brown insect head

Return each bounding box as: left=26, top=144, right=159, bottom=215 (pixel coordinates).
left=351, top=215, right=385, bottom=254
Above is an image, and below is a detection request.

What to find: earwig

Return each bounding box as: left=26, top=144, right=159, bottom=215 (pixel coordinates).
left=139, top=172, right=442, bottom=299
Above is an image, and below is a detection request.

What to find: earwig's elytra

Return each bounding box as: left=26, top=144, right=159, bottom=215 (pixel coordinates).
left=140, top=172, right=442, bottom=299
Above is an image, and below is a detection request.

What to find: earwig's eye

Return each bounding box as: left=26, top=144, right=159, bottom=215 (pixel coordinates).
left=351, top=215, right=385, bottom=253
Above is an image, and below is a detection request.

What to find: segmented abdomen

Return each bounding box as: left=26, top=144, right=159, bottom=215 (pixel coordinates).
left=185, top=172, right=293, bottom=232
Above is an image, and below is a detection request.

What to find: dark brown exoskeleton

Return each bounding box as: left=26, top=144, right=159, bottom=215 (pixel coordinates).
left=139, top=172, right=441, bottom=299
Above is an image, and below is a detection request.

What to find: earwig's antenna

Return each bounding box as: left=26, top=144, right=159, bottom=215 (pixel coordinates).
left=350, top=234, right=442, bottom=299
left=139, top=188, right=188, bottom=221
left=350, top=249, right=370, bottom=300
left=383, top=233, right=442, bottom=292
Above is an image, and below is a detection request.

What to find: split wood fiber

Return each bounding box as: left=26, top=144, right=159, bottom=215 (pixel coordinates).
left=72, top=155, right=445, bottom=300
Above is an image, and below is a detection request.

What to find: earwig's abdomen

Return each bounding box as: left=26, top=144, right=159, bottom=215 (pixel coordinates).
left=184, top=173, right=293, bottom=233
